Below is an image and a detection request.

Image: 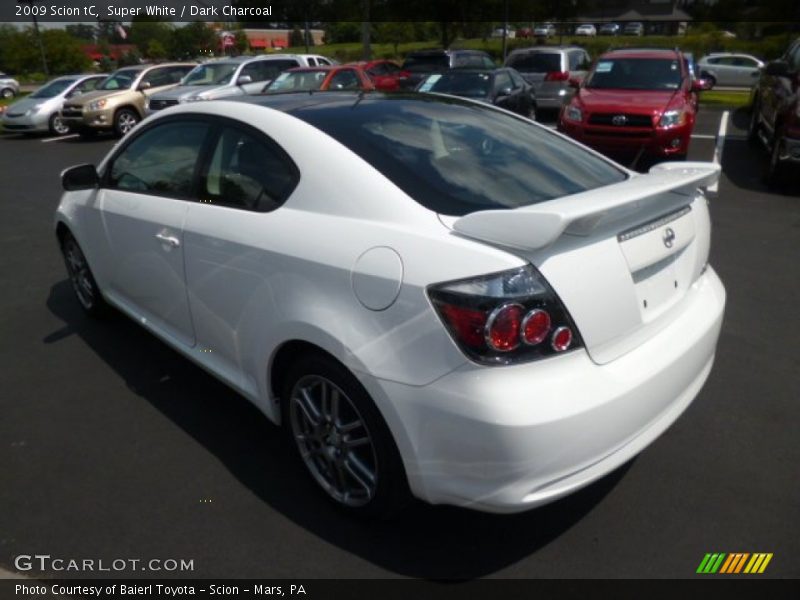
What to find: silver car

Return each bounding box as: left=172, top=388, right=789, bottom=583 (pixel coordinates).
left=146, top=54, right=335, bottom=115
left=505, top=46, right=591, bottom=111
left=2, top=74, right=106, bottom=135
left=697, top=53, right=764, bottom=88
left=0, top=72, right=20, bottom=99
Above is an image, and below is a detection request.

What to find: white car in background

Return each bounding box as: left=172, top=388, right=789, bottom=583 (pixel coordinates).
left=575, top=24, right=597, bottom=37
left=2, top=74, right=106, bottom=135
left=0, top=72, right=20, bottom=99
left=54, top=93, right=726, bottom=516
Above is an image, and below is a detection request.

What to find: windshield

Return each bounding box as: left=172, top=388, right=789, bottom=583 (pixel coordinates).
left=402, top=55, right=449, bottom=73
left=295, top=95, right=626, bottom=216
left=183, top=63, right=238, bottom=86
left=98, top=69, right=140, bottom=91
left=586, top=58, right=683, bottom=90
left=507, top=53, right=561, bottom=72
left=31, top=78, right=77, bottom=99
left=265, top=70, right=326, bottom=92
left=421, top=72, right=492, bottom=98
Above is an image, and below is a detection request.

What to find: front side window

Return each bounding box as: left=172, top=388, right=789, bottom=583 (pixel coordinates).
left=586, top=58, right=683, bottom=90
left=183, top=63, right=238, bottom=86
left=423, top=72, right=492, bottom=97
left=201, top=126, right=298, bottom=212
left=141, top=67, right=174, bottom=88
left=108, top=121, right=210, bottom=198
left=98, top=69, right=140, bottom=91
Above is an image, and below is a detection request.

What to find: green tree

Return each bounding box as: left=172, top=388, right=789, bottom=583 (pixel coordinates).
left=129, top=17, right=173, bottom=56
left=289, top=28, right=305, bottom=48
left=234, top=30, right=249, bottom=55
left=374, top=22, right=414, bottom=55
left=66, top=24, right=96, bottom=41
left=170, top=22, right=218, bottom=60
left=145, top=40, right=168, bottom=61
left=0, top=27, right=90, bottom=75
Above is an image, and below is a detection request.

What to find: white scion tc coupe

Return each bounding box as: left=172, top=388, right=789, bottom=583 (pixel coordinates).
left=55, top=93, right=726, bottom=516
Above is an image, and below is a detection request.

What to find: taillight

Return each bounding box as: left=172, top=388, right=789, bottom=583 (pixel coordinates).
left=428, top=265, right=582, bottom=365
left=545, top=71, right=570, bottom=82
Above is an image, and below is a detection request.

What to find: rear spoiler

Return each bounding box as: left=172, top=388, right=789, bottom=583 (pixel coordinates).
left=452, top=161, right=720, bottom=251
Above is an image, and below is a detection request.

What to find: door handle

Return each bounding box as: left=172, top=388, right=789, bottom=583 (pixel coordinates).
left=155, top=231, right=180, bottom=248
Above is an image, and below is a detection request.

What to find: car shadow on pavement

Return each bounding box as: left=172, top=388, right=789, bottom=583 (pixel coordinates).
left=45, top=279, right=631, bottom=579
left=723, top=107, right=798, bottom=196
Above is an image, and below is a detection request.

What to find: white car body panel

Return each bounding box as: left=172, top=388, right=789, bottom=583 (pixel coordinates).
left=54, top=97, right=726, bottom=513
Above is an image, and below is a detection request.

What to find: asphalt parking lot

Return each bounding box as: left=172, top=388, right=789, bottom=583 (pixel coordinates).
left=1, top=107, right=798, bottom=580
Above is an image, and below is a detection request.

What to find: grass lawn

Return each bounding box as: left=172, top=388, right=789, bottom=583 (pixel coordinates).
left=699, top=89, right=751, bottom=109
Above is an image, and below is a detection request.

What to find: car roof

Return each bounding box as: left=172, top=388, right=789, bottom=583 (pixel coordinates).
left=601, top=48, right=681, bottom=60
left=406, top=49, right=490, bottom=57
left=509, top=46, right=583, bottom=55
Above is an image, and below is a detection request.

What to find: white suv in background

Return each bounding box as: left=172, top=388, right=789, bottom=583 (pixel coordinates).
left=146, top=54, right=337, bottom=114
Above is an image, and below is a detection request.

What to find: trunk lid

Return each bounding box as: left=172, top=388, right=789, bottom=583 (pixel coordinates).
left=445, top=162, right=719, bottom=364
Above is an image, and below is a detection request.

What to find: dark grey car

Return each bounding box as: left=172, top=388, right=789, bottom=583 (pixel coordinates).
left=504, top=46, right=591, bottom=111
left=399, top=49, right=496, bottom=90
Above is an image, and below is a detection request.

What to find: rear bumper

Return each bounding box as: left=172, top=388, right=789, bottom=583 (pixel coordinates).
left=361, top=268, right=725, bottom=513
left=559, top=120, right=692, bottom=157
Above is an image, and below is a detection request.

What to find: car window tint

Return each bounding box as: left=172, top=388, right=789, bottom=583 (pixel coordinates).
left=509, top=69, right=525, bottom=88
left=318, top=57, right=332, bottom=66
left=109, top=121, right=209, bottom=198
left=494, top=72, right=512, bottom=93
left=202, top=126, right=298, bottom=212
left=507, top=52, right=561, bottom=72
left=297, top=96, right=625, bottom=216
left=142, top=67, right=173, bottom=88
left=79, top=77, right=102, bottom=92
left=242, top=62, right=270, bottom=82
left=586, top=58, right=682, bottom=90
left=328, top=69, right=360, bottom=90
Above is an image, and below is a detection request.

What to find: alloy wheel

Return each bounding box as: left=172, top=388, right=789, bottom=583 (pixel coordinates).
left=62, top=239, right=95, bottom=310
left=117, top=112, right=138, bottom=135
left=52, top=115, right=69, bottom=135
left=289, top=374, right=378, bottom=507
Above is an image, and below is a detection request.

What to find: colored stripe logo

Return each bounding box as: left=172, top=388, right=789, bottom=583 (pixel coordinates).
left=697, top=553, right=773, bottom=574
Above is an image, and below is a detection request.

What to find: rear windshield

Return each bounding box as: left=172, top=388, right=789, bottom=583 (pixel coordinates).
left=507, top=52, right=561, bottom=72
left=586, top=58, right=683, bottom=90
left=421, top=72, right=492, bottom=97
left=295, top=96, right=625, bottom=216
left=402, top=54, right=449, bottom=72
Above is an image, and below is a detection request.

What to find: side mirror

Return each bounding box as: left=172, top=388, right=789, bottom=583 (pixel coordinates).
left=62, top=164, right=99, bottom=191
left=692, top=78, right=712, bottom=92
left=496, top=86, right=512, bottom=97
left=764, top=60, right=791, bottom=77
left=237, top=75, right=253, bottom=86
left=138, top=81, right=151, bottom=92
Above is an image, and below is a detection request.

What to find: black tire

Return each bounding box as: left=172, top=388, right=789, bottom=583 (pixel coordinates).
left=48, top=113, right=70, bottom=136
left=747, top=96, right=761, bottom=146
left=0, top=87, right=14, bottom=99
left=764, top=132, right=787, bottom=189
left=282, top=353, right=411, bottom=518
left=704, top=74, right=716, bottom=90
left=60, top=233, right=108, bottom=317
left=113, top=108, right=140, bottom=137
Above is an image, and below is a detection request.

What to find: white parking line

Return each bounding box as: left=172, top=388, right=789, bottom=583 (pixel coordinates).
left=691, top=134, right=716, bottom=140
left=41, top=134, right=79, bottom=143
left=708, top=110, right=729, bottom=194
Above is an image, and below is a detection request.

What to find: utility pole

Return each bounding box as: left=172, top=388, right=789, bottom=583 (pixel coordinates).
left=361, top=0, right=371, bottom=61
left=20, top=0, right=49, bottom=76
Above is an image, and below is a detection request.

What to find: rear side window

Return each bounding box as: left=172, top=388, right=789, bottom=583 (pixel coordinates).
left=507, top=52, right=561, bottom=72
left=297, top=97, right=625, bottom=216
left=108, top=121, right=210, bottom=198
left=328, top=69, right=361, bottom=90
left=201, top=126, right=298, bottom=212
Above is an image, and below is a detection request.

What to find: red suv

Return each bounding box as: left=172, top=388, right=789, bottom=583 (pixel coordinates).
left=558, top=48, right=707, bottom=163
